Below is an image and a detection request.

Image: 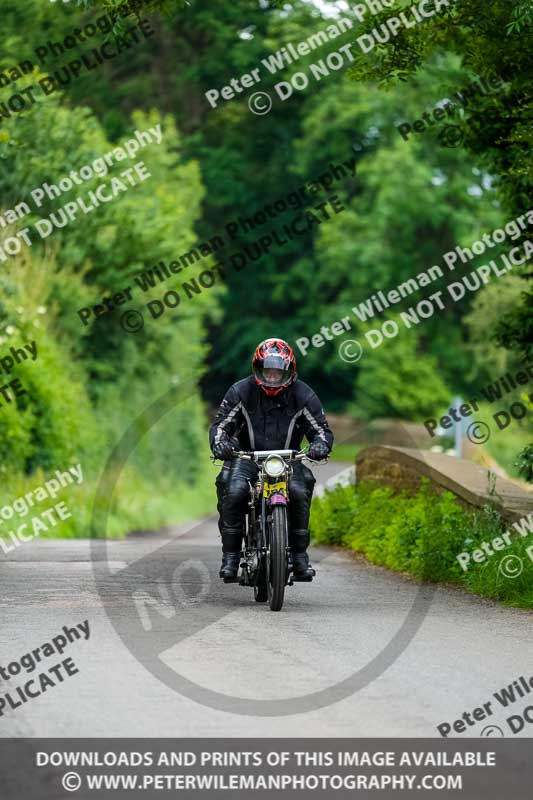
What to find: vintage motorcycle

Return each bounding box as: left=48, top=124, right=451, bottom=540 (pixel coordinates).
left=223, top=448, right=325, bottom=612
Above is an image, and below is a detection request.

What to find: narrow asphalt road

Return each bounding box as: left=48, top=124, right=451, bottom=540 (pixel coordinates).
left=1, top=460, right=532, bottom=738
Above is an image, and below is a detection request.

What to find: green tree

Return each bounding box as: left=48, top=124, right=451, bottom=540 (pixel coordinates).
left=463, top=274, right=527, bottom=382
left=345, top=321, right=450, bottom=420
left=0, top=72, right=213, bottom=487
left=344, top=0, right=532, bottom=368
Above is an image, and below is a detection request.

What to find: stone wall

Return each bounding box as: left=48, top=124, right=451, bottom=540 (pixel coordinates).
left=356, top=446, right=532, bottom=525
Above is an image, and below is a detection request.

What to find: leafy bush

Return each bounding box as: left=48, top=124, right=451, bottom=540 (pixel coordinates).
left=516, top=444, right=533, bottom=483
left=310, top=480, right=533, bottom=608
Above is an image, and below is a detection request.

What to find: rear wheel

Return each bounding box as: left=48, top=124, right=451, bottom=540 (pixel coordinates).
left=268, top=505, right=288, bottom=611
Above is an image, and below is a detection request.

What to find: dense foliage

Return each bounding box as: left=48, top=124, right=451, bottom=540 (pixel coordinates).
left=0, top=4, right=218, bottom=530
left=0, top=0, right=530, bottom=532
left=311, top=481, right=533, bottom=608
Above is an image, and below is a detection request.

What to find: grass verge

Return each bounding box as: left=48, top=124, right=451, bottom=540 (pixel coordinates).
left=310, top=479, right=533, bottom=609
left=0, top=462, right=217, bottom=546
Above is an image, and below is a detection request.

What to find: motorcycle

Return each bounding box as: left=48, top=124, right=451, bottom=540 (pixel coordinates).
left=216, top=449, right=326, bottom=612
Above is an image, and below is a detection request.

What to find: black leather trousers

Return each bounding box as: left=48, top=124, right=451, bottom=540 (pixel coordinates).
left=215, top=459, right=316, bottom=552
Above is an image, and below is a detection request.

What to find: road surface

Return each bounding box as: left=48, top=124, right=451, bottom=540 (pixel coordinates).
left=1, top=460, right=532, bottom=738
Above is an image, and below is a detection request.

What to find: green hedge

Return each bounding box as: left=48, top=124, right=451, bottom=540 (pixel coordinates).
left=310, top=480, right=533, bottom=609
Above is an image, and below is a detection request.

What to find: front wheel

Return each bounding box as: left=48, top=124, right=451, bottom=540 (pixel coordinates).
left=268, top=505, right=288, bottom=611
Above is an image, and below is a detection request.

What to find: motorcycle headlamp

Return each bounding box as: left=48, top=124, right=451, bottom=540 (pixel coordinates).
left=264, top=455, right=285, bottom=477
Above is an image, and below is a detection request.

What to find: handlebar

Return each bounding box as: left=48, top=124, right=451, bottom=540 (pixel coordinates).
left=234, top=449, right=303, bottom=461
left=211, top=448, right=328, bottom=465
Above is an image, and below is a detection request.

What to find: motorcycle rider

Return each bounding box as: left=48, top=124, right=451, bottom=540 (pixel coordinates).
left=210, top=338, right=333, bottom=581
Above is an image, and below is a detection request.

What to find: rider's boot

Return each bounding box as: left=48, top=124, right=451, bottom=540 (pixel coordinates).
left=219, top=528, right=242, bottom=581
left=290, top=529, right=315, bottom=581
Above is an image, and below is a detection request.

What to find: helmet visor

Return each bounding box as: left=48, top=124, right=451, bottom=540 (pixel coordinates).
left=253, top=356, right=290, bottom=388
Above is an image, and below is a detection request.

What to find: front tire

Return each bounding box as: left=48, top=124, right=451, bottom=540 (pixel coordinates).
left=268, top=505, right=288, bottom=611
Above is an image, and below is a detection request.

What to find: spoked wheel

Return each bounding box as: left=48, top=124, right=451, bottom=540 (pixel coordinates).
left=254, top=555, right=268, bottom=603
left=268, top=505, right=288, bottom=611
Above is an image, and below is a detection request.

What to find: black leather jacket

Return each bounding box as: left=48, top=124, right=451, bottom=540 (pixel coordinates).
left=209, top=376, right=334, bottom=454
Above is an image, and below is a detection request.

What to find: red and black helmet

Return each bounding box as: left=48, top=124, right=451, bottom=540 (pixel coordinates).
left=252, top=338, right=297, bottom=396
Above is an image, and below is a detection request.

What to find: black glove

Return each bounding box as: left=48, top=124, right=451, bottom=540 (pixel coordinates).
left=308, top=440, right=330, bottom=461
left=212, top=435, right=234, bottom=461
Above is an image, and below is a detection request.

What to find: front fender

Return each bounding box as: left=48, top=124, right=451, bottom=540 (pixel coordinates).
left=269, top=493, right=287, bottom=506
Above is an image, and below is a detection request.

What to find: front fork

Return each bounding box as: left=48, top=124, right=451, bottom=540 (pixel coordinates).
left=240, top=482, right=294, bottom=587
